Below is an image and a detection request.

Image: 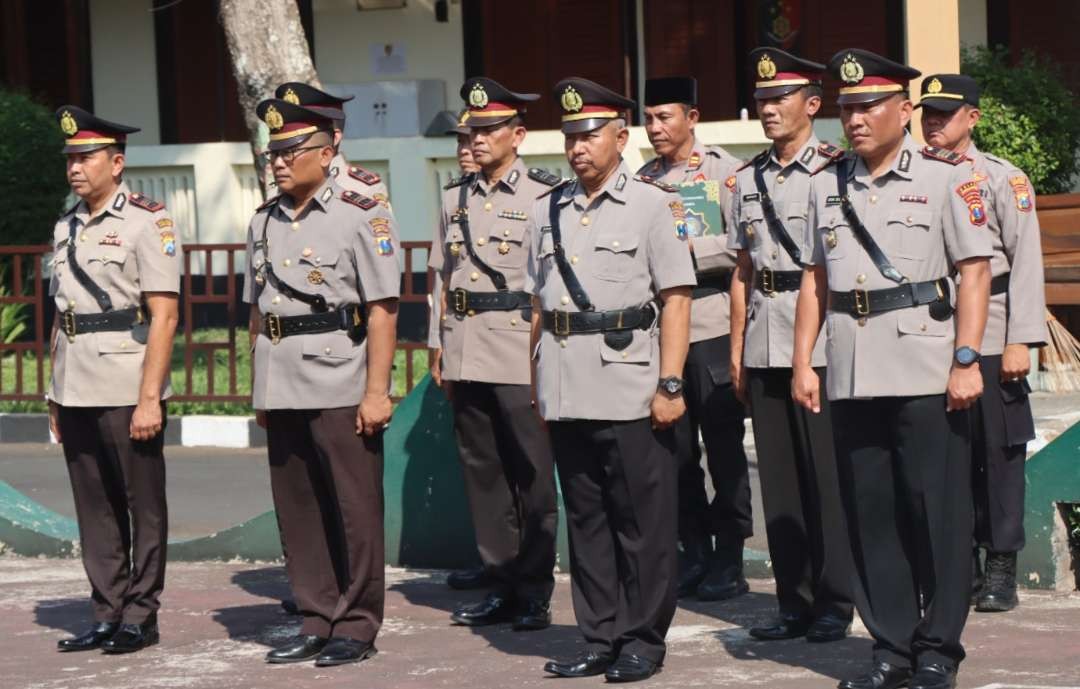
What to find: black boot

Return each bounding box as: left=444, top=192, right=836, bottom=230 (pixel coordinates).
left=696, top=540, right=749, bottom=601
left=676, top=534, right=713, bottom=598
left=975, top=551, right=1019, bottom=612
left=970, top=547, right=984, bottom=606
left=57, top=622, right=119, bottom=652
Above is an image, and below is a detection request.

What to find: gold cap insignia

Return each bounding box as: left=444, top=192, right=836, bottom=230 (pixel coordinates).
left=264, top=104, right=284, bottom=131
left=469, top=83, right=489, bottom=109
left=757, top=54, right=777, bottom=80
left=927, top=77, right=943, bottom=94
left=840, top=54, right=864, bottom=84
left=283, top=88, right=301, bottom=105
left=561, top=85, right=583, bottom=113
left=60, top=110, right=78, bottom=136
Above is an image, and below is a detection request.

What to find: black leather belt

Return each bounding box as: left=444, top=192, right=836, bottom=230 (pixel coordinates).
left=754, top=268, right=802, bottom=294
left=541, top=304, right=655, bottom=336
left=829, top=278, right=949, bottom=318
left=262, top=305, right=364, bottom=344
left=62, top=307, right=142, bottom=339
left=990, top=272, right=1010, bottom=296
left=450, top=288, right=531, bottom=314
left=692, top=271, right=732, bottom=299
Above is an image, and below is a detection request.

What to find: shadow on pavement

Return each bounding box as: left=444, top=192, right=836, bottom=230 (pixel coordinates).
left=33, top=598, right=90, bottom=636
left=208, top=568, right=300, bottom=646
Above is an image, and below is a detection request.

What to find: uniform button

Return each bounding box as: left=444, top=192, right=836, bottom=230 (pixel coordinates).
left=324, top=347, right=332, bottom=355
left=283, top=259, right=291, bottom=267
left=467, top=309, right=476, bottom=316
left=272, top=296, right=281, bottom=305
left=561, top=295, right=570, bottom=305
left=769, top=291, right=777, bottom=299
left=906, top=216, right=914, bottom=224
left=80, top=234, right=87, bottom=242
left=470, top=272, right=479, bottom=281
left=477, top=237, right=487, bottom=246
left=581, top=216, right=590, bottom=226
left=510, top=318, right=518, bottom=326
left=920, top=323, right=927, bottom=332
left=858, top=317, right=867, bottom=327
left=776, top=174, right=786, bottom=184
left=483, top=202, right=493, bottom=212
left=571, top=255, right=579, bottom=264
left=621, top=352, right=628, bottom=359
left=771, top=251, right=778, bottom=259
left=503, top=229, right=510, bottom=237
left=612, top=240, right=620, bottom=248
left=102, top=254, right=110, bottom=262
left=441, top=315, right=447, bottom=321
left=291, top=222, right=300, bottom=230
left=120, top=342, right=128, bottom=349
left=856, top=274, right=866, bottom=284
left=869, top=194, right=878, bottom=204
left=68, top=300, right=76, bottom=309
left=560, top=340, right=567, bottom=349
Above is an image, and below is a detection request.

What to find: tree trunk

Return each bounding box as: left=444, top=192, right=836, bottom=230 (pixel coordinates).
left=219, top=0, right=319, bottom=195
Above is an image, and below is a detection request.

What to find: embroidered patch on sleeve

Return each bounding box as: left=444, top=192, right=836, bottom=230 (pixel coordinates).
left=1008, top=176, right=1033, bottom=212
left=955, top=181, right=987, bottom=226
left=160, top=231, right=177, bottom=256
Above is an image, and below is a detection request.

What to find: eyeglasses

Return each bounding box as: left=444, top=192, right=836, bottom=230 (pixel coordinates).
left=268, top=145, right=324, bottom=165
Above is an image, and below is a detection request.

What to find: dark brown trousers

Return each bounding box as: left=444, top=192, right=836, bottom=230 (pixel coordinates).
left=58, top=404, right=168, bottom=625
left=266, top=407, right=384, bottom=641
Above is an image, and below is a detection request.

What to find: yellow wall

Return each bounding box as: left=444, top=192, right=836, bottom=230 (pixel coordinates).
left=89, top=0, right=161, bottom=145
left=905, top=0, right=961, bottom=142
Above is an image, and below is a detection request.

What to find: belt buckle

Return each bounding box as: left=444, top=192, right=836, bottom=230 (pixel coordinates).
left=62, top=310, right=77, bottom=342
left=554, top=310, right=571, bottom=337
left=266, top=314, right=282, bottom=345
left=453, top=288, right=468, bottom=314
left=761, top=267, right=775, bottom=295
left=853, top=289, right=870, bottom=317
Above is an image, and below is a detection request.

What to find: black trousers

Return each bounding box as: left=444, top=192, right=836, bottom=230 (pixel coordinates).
left=58, top=404, right=168, bottom=625
left=972, top=354, right=1033, bottom=553
left=676, top=335, right=752, bottom=546
left=449, top=381, right=557, bottom=600
left=266, top=407, right=384, bottom=641
left=748, top=367, right=852, bottom=620
left=832, top=395, right=973, bottom=670
left=550, top=418, right=678, bottom=665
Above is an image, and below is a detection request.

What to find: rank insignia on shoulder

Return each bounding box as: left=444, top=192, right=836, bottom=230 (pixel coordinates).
left=129, top=192, right=165, bottom=212
left=635, top=175, right=677, bottom=192
left=375, top=237, right=394, bottom=256
left=498, top=209, right=528, bottom=221
left=527, top=167, right=561, bottom=186
left=160, top=230, right=177, bottom=256
left=1009, top=176, right=1033, bottom=212
left=341, top=190, right=378, bottom=210
left=955, top=181, right=987, bottom=225
left=900, top=194, right=928, bottom=204
left=817, top=142, right=845, bottom=160
left=257, top=195, right=280, bottom=211
left=444, top=172, right=476, bottom=190
left=922, top=145, right=966, bottom=165
left=348, top=166, right=381, bottom=185
left=538, top=178, right=572, bottom=198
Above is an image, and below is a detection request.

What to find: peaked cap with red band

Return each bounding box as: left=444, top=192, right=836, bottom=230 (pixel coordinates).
left=56, top=106, right=140, bottom=154
left=553, top=77, right=636, bottom=134
left=828, top=48, right=921, bottom=105
left=748, top=47, right=825, bottom=100
left=274, top=82, right=353, bottom=123
left=459, top=77, right=539, bottom=127
left=256, top=98, right=335, bottom=152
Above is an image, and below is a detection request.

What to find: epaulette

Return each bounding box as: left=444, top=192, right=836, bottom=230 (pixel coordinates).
left=129, top=192, right=165, bottom=212
left=538, top=177, right=573, bottom=198
left=737, top=148, right=769, bottom=172
left=527, top=167, right=561, bottom=186
left=921, top=145, right=966, bottom=165
left=256, top=194, right=280, bottom=212
left=634, top=175, right=678, bottom=193
left=810, top=154, right=847, bottom=176
left=443, top=172, right=476, bottom=190
left=348, top=165, right=382, bottom=185
left=341, top=190, right=378, bottom=210
left=817, top=142, right=845, bottom=161
left=59, top=200, right=79, bottom=218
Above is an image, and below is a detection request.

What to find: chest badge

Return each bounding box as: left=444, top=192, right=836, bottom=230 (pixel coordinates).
left=745, top=224, right=755, bottom=240
left=99, top=231, right=122, bottom=247
left=307, top=269, right=325, bottom=285
left=826, top=229, right=839, bottom=249
left=498, top=241, right=511, bottom=255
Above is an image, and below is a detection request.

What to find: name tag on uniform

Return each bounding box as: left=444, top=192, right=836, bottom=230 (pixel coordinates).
left=826, top=195, right=842, bottom=206
left=540, top=226, right=552, bottom=233
left=742, top=193, right=761, bottom=202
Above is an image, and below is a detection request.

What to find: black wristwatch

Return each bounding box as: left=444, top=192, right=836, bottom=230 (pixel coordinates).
left=658, top=376, right=685, bottom=396
left=954, top=346, right=981, bottom=367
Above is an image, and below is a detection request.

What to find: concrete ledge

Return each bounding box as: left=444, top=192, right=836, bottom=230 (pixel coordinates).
left=0, top=414, right=51, bottom=443
left=179, top=415, right=253, bottom=448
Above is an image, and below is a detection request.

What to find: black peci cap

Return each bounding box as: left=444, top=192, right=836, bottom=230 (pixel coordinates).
left=460, top=77, right=539, bottom=127
left=274, top=82, right=354, bottom=122
left=553, top=77, right=636, bottom=134
left=644, top=77, right=698, bottom=107
left=828, top=49, right=921, bottom=105
left=748, top=47, right=825, bottom=100
left=256, top=98, right=335, bottom=151
left=915, top=74, right=980, bottom=112
left=56, top=106, right=140, bottom=154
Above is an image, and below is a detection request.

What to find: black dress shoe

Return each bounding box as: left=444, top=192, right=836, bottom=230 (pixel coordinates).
left=57, top=622, right=119, bottom=652
left=447, top=566, right=491, bottom=591
left=806, top=613, right=853, bottom=643
left=909, top=664, right=956, bottom=689
left=605, top=654, right=661, bottom=683
left=280, top=599, right=300, bottom=615
left=696, top=542, right=749, bottom=601
left=837, top=661, right=913, bottom=689
left=975, top=551, right=1018, bottom=612
left=543, top=650, right=615, bottom=677
left=314, top=637, right=377, bottom=667
left=451, top=593, right=515, bottom=626
left=101, top=622, right=159, bottom=654
left=749, top=613, right=812, bottom=641
left=265, top=635, right=329, bottom=664
left=512, top=598, right=551, bottom=631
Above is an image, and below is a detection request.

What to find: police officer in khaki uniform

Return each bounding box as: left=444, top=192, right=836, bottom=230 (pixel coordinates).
left=275, top=82, right=390, bottom=206
left=429, top=78, right=558, bottom=628
left=530, top=78, right=695, bottom=683
left=637, top=77, right=752, bottom=600
left=243, top=99, right=400, bottom=668
left=48, top=107, right=181, bottom=655
left=917, top=74, right=1048, bottom=612
left=792, top=50, right=993, bottom=689
left=728, top=48, right=853, bottom=643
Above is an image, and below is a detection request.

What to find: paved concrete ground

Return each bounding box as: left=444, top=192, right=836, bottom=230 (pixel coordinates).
left=1, top=557, right=1078, bottom=689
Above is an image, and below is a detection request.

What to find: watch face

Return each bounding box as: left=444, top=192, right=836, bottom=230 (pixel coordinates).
left=956, top=347, right=978, bottom=365
left=662, top=378, right=682, bottom=394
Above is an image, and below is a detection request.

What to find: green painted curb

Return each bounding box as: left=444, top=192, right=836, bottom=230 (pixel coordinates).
left=1020, top=421, right=1080, bottom=590
left=0, top=480, right=79, bottom=557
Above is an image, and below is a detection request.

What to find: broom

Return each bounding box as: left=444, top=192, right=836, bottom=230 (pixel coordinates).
left=1040, top=309, right=1080, bottom=392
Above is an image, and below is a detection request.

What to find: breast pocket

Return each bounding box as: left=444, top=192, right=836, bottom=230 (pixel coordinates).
left=819, top=214, right=849, bottom=262
left=784, top=201, right=808, bottom=246
left=298, top=250, right=343, bottom=289
left=87, top=250, right=130, bottom=276
left=739, top=204, right=765, bottom=252
left=95, top=331, right=146, bottom=356
left=593, top=233, right=640, bottom=282
left=599, top=329, right=652, bottom=364
left=891, top=210, right=934, bottom=273
left=487, top=222, right=528, bottom=268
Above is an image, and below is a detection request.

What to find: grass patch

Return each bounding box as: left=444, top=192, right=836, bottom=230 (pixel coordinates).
left=1, top=328, right=430, bottom=415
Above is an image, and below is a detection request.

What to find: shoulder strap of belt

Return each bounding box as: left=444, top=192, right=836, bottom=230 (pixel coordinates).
left=548, top=190, right=593, bottom=311
left=66, top=217, right=114, bottom=312
left=836, top=157, right=906, bottom=284
left=456, top=181, right=508, bottom=291
left=752, top=153, right=802, bottom=264
left=259, top=199, right=329, bottom=312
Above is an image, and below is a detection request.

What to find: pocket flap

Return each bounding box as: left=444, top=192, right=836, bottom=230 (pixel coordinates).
left=595, top=233, right=639, bottom=254
left=887, top=209, right=932, bottom=228
left=88, top=252, right=127, bottom=266
left=785, top=201, right=808, bottom=220
left=896, top=309, right=949, bottom=337
left=740, top=203, right=764, bottom=222
left=490, top=223, right=527, bottom=243
left=300, top=332, right=359, bottom=360
left=445, top=227, right=465, bottom=244
left=298, top=249, right=341, bottom=268
left=96, top=331, right=144, bottom=354
left=599, top=329, right=652, bottom=363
